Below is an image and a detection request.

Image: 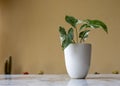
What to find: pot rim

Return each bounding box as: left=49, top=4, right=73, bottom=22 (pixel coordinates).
left=64, top=43, right=92, bottom=51
left=69, top=43, right=91, bottom=45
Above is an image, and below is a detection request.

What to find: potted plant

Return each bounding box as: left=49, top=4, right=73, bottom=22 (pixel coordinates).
left=59, top=15, right=108, bottom=79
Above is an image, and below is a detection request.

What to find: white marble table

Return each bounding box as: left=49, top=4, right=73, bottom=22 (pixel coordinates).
left=0, top=74, right=120, bottom=86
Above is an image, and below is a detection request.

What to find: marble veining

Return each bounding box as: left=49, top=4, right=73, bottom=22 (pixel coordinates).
left=0, top=74, right=120, bottom=86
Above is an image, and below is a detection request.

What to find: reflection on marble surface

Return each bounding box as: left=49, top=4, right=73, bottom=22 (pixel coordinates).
left=68, top=79, right=88, bottom=86
left=0, top=74, right=119, bottom=86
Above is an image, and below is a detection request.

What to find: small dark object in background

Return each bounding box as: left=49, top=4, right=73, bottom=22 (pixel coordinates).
left=4, top=56, right=12, bottom=74
left=112, top=71, right=119, bottom=74
left=94, top=72, right=100, bottom=74
left=23, top=72, right=29, bottom=75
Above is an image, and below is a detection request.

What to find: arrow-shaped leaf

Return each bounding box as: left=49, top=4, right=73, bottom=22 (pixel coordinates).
left=59, top=26, right=66, bottom=43
left=84, top=19, right=108, bottom=33
left=65, top=15, right=78, bottom=28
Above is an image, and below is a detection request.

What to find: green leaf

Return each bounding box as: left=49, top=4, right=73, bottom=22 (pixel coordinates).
left=59, top=26, right=66, bottom=36
left=79, top=30, right=90, bottom=41
left=62, top=35, right=73, bottom=50
left=59, top=26, right=66, bottom=43
left=59, top=27, right=74, bottom=50
left=84, top=19, right=108, bottom=33
left=68, top=28, right=74, bottom=41
left=80, top=24, right=90, bottom=31
left=65, top=15, right=78, bottom=28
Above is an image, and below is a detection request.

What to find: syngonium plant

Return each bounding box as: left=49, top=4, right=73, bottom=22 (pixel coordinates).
left=59, top=15, right=108, bottom=50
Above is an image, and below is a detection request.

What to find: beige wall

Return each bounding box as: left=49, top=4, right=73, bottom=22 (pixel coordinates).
left=1, top=0, right=120, bottom=74
left=0, top=0, right=3, bottom=73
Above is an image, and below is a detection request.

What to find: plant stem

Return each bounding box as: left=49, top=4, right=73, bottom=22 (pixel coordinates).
left=75, top=27, right=78, bottom=43
left=80, top=39, right=84, bottom=43
left=80, top=39, right=82, bottom=43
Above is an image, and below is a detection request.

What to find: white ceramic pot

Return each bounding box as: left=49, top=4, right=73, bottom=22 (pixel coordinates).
left=64, top=43, right=91, bottom=79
